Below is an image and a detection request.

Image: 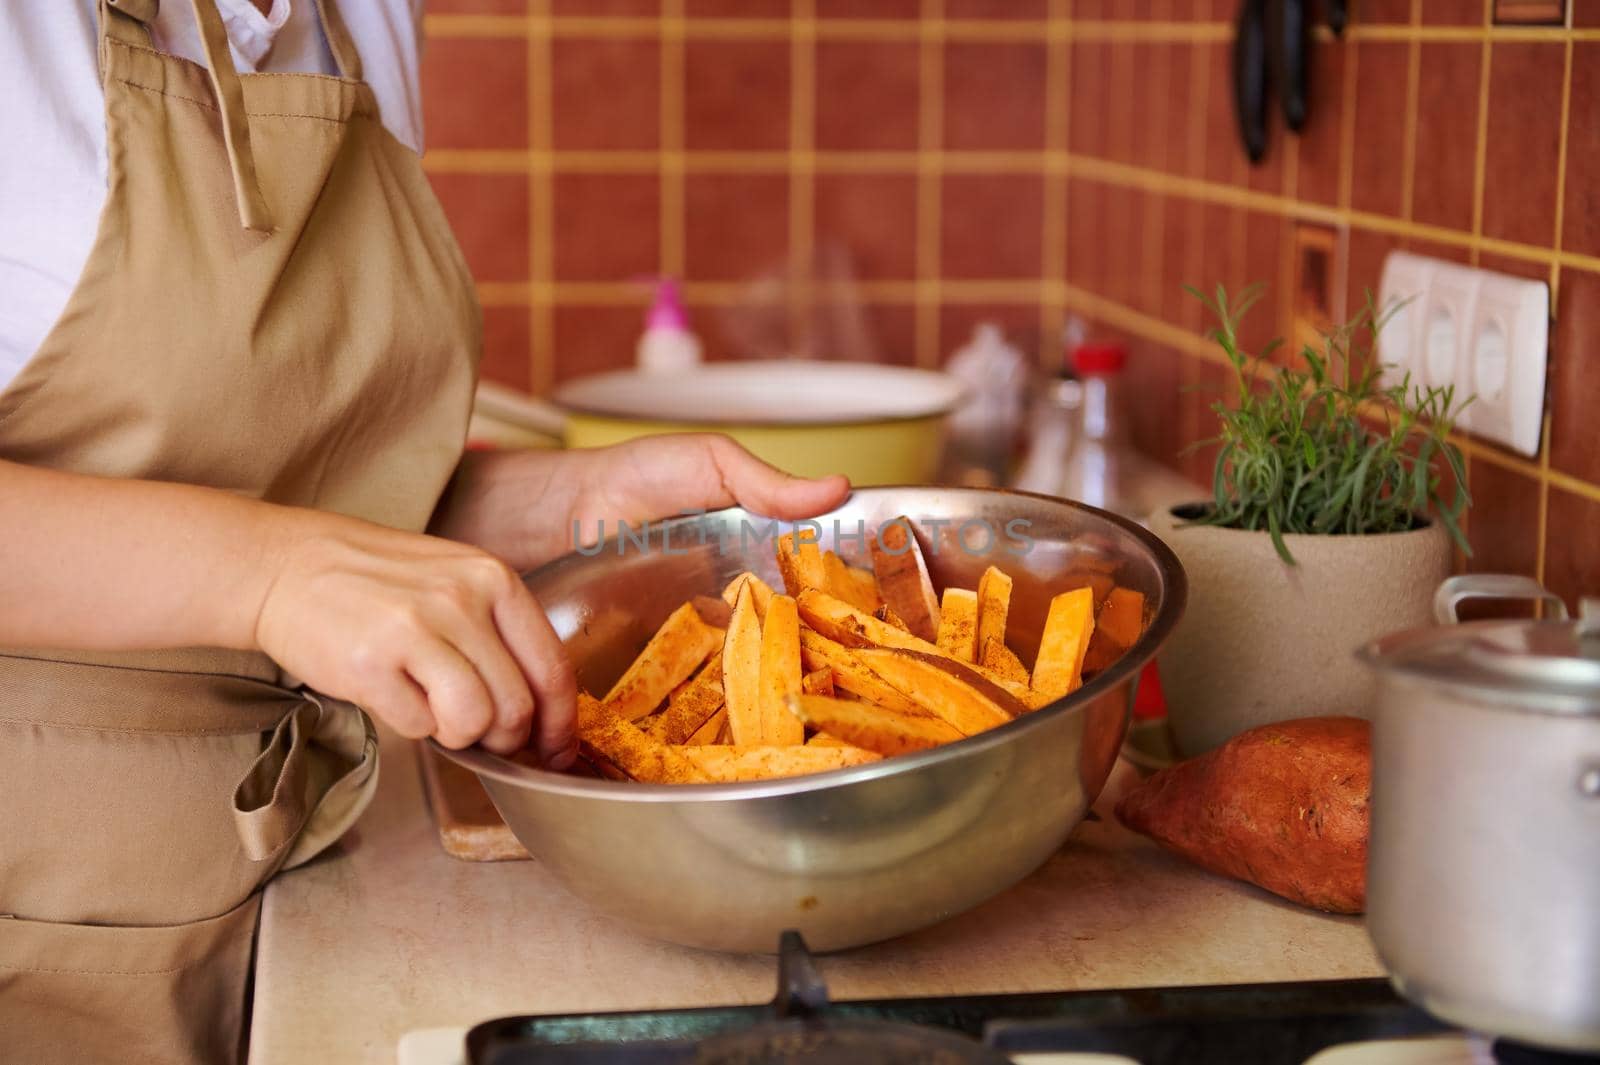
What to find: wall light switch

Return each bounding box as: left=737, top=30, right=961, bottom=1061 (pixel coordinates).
left=1377, top=251, right=1549, bottom=457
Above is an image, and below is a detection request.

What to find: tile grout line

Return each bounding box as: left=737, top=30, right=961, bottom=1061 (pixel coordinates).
left=528, top=0, right=552, bottom=395
left=1473, top=0, right=1494, bottom=569
left=1537, top=34, right=1575, bottom=588
left=914, top=0, right=945, bottom=370
left=1336, top=22, right=1361, bottom=216
left=1400, top=0, right=1422, bottom=225
left=1038, top=0, right=1072, bottom=370
left=421, top=15, right=1237, bottom=43
left=421, top=13, right=1600, bottom=44
left=1141, top=30, right=1171, bottom=326
left=420, top=145, right=1600, bottom=274
left=661, top=0, right=686, bottom=280
left=1180, top=25, right=1214, bottom=464
left=789, top=0, right=817, bottom=354
left=1469, top=9, right=1493, bottom=262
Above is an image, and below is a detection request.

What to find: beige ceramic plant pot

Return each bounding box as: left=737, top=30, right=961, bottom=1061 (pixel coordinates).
left=1148, top=504, right=1451, bottom=756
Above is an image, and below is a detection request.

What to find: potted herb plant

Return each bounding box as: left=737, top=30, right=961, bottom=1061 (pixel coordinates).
left=1149, top=286, right=1470, bottom=755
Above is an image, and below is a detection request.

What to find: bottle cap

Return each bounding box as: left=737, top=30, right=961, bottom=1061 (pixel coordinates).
left=1072, top=341, right=1128, bottom=375
left=645, top=278, right=690, bottom=331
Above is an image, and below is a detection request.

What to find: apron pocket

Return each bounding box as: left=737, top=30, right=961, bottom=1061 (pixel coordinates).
left=0, top=893, right=259, bottom=1065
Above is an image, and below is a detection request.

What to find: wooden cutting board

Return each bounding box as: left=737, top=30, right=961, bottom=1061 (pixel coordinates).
left=415, top=743, right=530, bottom=861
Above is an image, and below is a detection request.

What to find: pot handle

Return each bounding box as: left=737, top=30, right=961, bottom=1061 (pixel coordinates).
left=1434, top=574, right=1570, bottom=625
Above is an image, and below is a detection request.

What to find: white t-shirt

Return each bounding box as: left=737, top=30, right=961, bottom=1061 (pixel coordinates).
left=0, top=1, right=426, bottom=391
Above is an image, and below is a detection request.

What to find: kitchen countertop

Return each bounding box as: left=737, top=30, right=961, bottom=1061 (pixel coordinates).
left=247, top=724, right=1385, bottom=1065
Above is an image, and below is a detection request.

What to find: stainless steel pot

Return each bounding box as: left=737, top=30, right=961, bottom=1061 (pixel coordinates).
left=437, top=487, right=1185, bottom=953
left=1360, top=574, right=1600, bottom=1052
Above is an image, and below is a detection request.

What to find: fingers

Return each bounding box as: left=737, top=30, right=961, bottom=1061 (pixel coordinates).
left=404, top=637, right=497, bottom=750
left=701, top=435, right=851, bottom=520
left=360, top=670, right=435, bottom=741
left=492, top=585, right=579, bottom=768
left=423, top=576, right=537, bottom=754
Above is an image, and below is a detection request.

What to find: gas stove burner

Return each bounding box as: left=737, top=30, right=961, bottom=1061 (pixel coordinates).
left=467, top=930, right=1595, bottom=1065
left=691, top=1018, right=1012, bottom=1065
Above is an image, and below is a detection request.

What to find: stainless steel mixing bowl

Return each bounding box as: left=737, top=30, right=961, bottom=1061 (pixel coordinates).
left=436, top=487, right=1185, bottom=953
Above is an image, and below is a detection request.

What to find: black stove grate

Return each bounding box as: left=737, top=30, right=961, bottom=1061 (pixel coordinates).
left=466, top=932, right=1597, bottom=1065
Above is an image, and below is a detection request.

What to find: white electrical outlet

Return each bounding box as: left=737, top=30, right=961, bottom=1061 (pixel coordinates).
left=1376, top=251, right=1549, bottom=456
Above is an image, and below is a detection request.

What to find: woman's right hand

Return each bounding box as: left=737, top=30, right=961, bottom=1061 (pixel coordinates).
left=252, top=514, right=577, bottom=764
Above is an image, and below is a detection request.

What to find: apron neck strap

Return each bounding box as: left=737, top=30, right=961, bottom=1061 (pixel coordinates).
left=312, top=0, right=364, bottom=83
left=186, top=0, right=274, bottom=231
left=98, top=0, right=157, bottom=51
left=99, top=1, right=274, bottom=232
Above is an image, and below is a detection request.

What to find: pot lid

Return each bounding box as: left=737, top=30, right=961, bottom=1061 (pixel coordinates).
left=1360, top=602, right=1600, bottom=717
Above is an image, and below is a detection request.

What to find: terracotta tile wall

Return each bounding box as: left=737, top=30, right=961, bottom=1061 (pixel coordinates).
left=420, top=0, right=1598, bottom=604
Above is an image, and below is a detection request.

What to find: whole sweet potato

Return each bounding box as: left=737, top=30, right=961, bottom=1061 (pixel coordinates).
left=1116, top=716, right=1370, bottom=914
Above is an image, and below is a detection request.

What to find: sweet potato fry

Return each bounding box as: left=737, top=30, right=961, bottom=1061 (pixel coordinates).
left=1082, top=586, right=1147, bottom=675
left=874, top=604, right=911, bottom=632
left=774, top=531, right=829, bottom=598
left=935, top=587, right=979, bottom=663
left=722, top=579, right=764, bottom=745
left=1033, top=587, right=1096, bottom=699
left=787, top=694, right=963, bottom=755
left=797, top=629, right=931, bottom=718
left=797, top=589, right=1041, bottom=706
left=823, top=550, right=877, bottom=613
left=806, top=732, right=851, bottom=748
left=852, top=648, right=1019, bottom=735
left=685, top=707, right=726, bottom=746
left=679, top=744, right=881, bottom=782
left=646, top=652, right=725, bottom=745
left=758, top=594, right=805, bottom=745
left=847, top=564, right=884, bottom=613
left=601, top=602, right=723, bottom=721
left=721, top=571, right=774, bottom=621
left=576, top=694, right=711, bottom=784
left=801, top=667, right=835, bottom=697
left=868, top=517, right=940, bottom=641
left=980, top=637, right=1030, bottom=689
left=974, top=566, right=1013, bottom=653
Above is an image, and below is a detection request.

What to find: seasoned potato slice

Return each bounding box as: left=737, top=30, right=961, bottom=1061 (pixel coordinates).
left=646, top=652, right=725, bottom=745
left=679, top=744, right=881, bottom=782
left=867, top=517, right=941, bottom=642
left=980, top=637, right=1030, bottom=689
left=577, top=694, right=711, bottom=784
left=758, top=594, right=805, bottom=745
left=853, top=648, right=1020, bottom=735
left=935, top=587, right=979, bottom=663
left=721, top=571, right=774, bottom=621
left=974, top=566, right=1013, bottom=654
left=788, top=694, right=963, bottom=755
left=722, top=578, right=765, bottom=744
left=797, top=629, right=931, bottom=718
left=1033, top=587, right=1096, bottom=699
left=774, top=531, right=829, bottom=598
left=602, top=602, right=722, bottom=721
left=1082, top=586, right=1147, bottom=675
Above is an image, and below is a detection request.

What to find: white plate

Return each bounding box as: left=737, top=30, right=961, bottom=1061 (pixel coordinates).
left=554, top=361, right=966, bottom=426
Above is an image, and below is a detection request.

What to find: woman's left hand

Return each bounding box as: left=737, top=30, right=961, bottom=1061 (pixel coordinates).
left=429, top=434, right=851, bottom=573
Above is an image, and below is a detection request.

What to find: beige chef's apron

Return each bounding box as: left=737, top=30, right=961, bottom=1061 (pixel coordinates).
left=0, top=2, right=479, bottom=1062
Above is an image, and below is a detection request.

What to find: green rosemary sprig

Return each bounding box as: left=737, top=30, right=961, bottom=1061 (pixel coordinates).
left=1185, top=284, right=1472, bottom=566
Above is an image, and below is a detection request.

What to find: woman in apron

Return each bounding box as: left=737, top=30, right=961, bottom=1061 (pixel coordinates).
left=0, top=4, right=847, bottom=1063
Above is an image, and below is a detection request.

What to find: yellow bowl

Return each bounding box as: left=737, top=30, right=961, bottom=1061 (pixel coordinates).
left=555, top=362, right=964, bottom=485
